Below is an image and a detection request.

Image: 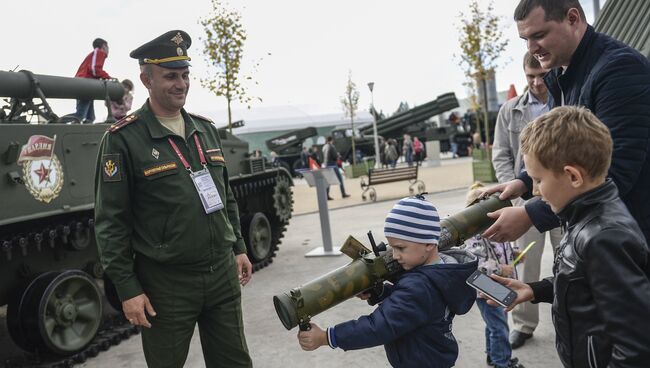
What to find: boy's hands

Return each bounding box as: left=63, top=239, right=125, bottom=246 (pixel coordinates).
left=482, top=274, right=535, bottom=312
left=499, top=264, right=515, bottom=278
left=297, top=323, right=328, bottom=351
left=513, top=250, right=526, bottom=263
left=356, top=291, right=372, bottom=300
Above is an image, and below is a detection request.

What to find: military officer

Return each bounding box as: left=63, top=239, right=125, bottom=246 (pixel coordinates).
left=94, top=30, right=253, bottom=368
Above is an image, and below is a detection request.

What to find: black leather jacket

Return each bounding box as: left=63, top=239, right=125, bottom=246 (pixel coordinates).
left=529, top=180, right=650, bottom=368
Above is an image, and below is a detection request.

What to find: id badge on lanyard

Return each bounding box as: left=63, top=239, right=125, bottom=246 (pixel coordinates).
left=169, top=135, right=224, bottom=214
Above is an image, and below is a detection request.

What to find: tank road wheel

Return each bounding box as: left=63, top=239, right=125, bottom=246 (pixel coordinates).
left=243, top=212, right=273, bottom=263
left=272, top=176, right=293, bottom=223
left=7, top=270, right=103, bottom=356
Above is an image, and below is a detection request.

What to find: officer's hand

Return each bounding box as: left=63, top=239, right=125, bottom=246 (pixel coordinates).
left=482, top=206, right=532, bottom=242
left=235, top=253, right=253, bottom=286
left=297, top=323, right=327, bottom=351
left=122, top=293, right=156, bottom=328
left=481, top=274, right=534, bottom=312
left=480, top=179, right=528, bottom=201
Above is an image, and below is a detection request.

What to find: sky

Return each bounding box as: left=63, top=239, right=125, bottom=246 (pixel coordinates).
left=1, top=0, right=602, bottom=124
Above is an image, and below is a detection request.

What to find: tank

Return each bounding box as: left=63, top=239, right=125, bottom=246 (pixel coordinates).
left=331, top=126, right=378, bottom=163
left=265, top=126, right=318, bottom=176
left=0, top=70, right=293, bottom=365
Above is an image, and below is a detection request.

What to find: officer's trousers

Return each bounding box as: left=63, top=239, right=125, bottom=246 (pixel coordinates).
left=136, top=253, right=252, bottom=368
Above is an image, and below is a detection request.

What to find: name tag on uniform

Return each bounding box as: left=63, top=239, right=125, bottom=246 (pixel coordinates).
left=190, top=169, right=224, bottom=214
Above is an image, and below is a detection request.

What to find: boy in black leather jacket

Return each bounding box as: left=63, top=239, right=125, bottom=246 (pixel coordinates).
left=487, top=106, right=650, bottom=368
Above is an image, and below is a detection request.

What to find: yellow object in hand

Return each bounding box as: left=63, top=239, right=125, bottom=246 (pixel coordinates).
left=512, top=241, right=536, bottom=267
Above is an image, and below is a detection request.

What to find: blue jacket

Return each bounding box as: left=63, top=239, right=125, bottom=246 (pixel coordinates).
left=331, top=249, right=477, bottom=368
left=519, top=25, right=650, bottom=242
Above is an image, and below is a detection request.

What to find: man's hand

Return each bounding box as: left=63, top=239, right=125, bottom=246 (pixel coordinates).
left=235, top=253, right=253, bottom=286
left=482, top=206, right=533, bottom=242
left=482, top=274, right=535, bottom=312
left=122, top=293, right=156, bottom=328
left=481, top=179, right=528, bottom=201
left=297, top=323, right=328, bottom=351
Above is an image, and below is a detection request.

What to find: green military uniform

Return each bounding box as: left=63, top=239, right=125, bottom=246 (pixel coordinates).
left=94, top=30, right=252, bottom=368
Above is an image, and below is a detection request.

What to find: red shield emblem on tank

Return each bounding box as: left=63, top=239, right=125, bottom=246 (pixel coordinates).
left=17, top=135, right=64, bottom=203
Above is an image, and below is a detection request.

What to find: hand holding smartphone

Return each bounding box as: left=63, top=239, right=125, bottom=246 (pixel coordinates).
left=466, top=270, right=518, bottom=308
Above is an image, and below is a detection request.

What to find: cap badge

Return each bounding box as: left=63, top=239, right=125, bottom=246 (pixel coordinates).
left=177, top=47, right=183, bottom=56
left=152, top=148, right=160, bottom=159
left=171, top=32, right=184, bottom=45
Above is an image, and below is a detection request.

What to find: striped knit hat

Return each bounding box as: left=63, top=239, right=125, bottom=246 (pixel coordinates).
left=384, top=195, right=441, bottom=244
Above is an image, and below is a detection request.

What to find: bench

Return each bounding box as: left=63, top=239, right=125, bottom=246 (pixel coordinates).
left=360, top=165, right=426, bottom=202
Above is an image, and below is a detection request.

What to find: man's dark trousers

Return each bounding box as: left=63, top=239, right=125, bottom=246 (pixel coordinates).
left=136, top=252, right=252, bottom=368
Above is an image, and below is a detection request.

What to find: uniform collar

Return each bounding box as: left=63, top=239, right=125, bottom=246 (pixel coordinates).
left=140, top=99, right=206, bottom=139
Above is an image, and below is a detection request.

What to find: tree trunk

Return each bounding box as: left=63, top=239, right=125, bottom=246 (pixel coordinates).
left=227, top=98, right=232, bottom=134
left=350, top=116, right=356, bottom=165
left=480, top=76, right=491, bottom=161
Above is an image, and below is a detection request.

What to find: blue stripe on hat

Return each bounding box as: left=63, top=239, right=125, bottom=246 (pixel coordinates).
left=389, top=208, right=439, bottom=222
left=397, top=200, right=437, bottom=211
left=385, top=217, right=441, bottom=232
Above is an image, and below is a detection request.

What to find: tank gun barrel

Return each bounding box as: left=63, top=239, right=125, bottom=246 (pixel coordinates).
left=0, top=70, right=124, bottom=101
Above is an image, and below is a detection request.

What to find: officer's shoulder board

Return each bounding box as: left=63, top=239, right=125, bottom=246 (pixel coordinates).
left=108, top=114, right=139, bottom=133
left=188, top=112, right=214, bottom=124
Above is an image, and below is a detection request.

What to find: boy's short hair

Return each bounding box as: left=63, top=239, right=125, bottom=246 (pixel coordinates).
left=93, top=38, right=107, bottom=49
left=121, top=79, right=134, bottom=91
left=520, top=106, right=612, bottom=179
left=384, top=196, right=440, bottom=244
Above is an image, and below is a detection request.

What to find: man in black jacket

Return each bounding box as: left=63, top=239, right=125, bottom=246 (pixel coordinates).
left=483, top=0, right=650, bottom=244
left=488, top=106, right=650, bottom=368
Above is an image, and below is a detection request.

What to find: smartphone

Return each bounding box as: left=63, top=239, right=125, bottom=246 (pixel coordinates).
left=466, top=270, right=517, bottom=308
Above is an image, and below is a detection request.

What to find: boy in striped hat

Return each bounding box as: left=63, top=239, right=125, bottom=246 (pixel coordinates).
left=298, top=195, right=478, bottom=368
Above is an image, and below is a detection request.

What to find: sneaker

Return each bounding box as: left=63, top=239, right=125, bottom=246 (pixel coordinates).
left=342, top=194, right=350, bottom=198
left=327, top=196, right=334, bottom=201
left=507, top=358, right=524, bottom=368
left=489, top=357, right=523, bottom=368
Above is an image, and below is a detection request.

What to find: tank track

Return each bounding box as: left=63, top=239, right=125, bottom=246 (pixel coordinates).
left=3, top=315, right=139, bottom=368
left=230, top=173, right=293, bottom=272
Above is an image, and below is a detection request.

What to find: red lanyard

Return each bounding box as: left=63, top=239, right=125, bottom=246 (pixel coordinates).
left=167, top=134, right=207, bottom=172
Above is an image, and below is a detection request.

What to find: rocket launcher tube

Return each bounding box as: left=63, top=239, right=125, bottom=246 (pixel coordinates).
left=273, top=193, right=511, bottom=330
left=438, top=193, right=512, bottom=251
left=273, top=239, right=401, bottom=331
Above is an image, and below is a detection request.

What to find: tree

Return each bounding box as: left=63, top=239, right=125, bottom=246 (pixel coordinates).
left=340, top=70, right=360, bottom=165
left=457, top=0, right=509, bottom=156
left=200, top=0, right=258, bottom=133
